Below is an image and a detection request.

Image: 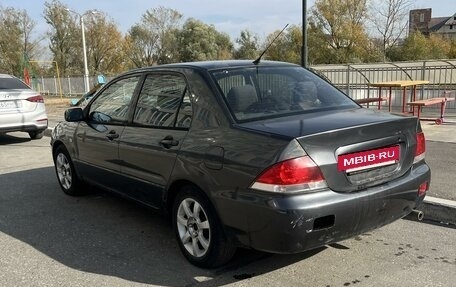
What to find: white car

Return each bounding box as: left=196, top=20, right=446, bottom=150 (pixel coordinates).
left=0, top=74, right=48, bottom=139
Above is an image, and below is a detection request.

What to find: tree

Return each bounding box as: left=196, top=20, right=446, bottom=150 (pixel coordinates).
left=43, top=0, right=81, bottom=76
left=127, top=7, right=183, bottom=67
left=428, top=34, right=451, bottom=59
left=0, top=7, right=22, bottom=75
left=311, top=0, right=372, bottom=63
left=178, top=18, right=233, bottom=62
left=307, top=21, right=334, bottom=64
left=233, top=30, right=259, bottom=60
left=84, top=12, right=126, bottom=74
left=263, top=25, right=302, bottom=64
left=368, top=0, right=413, bottom=60
left=449, top=40, right=456, bottom=59
left=0, top=7, right=42, bottom=76
left=388, top=31, right=429, bottom=61
left=386, top=31, right=454, bottom=61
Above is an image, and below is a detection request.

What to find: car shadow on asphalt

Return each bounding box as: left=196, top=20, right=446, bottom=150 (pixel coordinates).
left=0, top=167, right=325, bottom=286
left=0, top=133, right=31, bottom=145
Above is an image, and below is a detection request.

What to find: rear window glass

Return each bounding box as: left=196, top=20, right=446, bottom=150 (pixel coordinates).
left=211, top=66, right=357, bottom=122
left=0, top=77, right=30, bottom=90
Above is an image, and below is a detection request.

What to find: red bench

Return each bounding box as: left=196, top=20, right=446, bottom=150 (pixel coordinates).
left=407, top=95, right=455, bottom=124
left=355, top=97, right=386, bottom=110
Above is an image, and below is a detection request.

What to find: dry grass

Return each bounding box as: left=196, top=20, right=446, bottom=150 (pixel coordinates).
left=44, top=95, right=72, bottom=116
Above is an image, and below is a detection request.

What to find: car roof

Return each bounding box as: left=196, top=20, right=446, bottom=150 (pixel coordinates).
left=0, top=74, right=15, bottom=79
left=120, top=60, right=300, bottom=77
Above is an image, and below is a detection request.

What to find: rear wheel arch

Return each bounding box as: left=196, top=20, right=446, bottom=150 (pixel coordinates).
left=166, top=180, right=211, bottom=214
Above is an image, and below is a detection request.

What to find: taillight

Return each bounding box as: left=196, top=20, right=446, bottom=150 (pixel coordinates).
left=418, top=181, right=429, bottom=197
left=251, top=156, right=327, bottom=193
left=26, top=95, right=44, bottom=103
left=413, top=132, right=426, bottom=164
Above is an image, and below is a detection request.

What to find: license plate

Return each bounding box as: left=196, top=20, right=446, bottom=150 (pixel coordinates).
left=0, top=101, right=18, bottom=110
left=338, top=145, right=400, bottom=172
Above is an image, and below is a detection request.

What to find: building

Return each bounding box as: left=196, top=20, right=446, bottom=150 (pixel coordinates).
left=409, top=8, right=456, bottom=39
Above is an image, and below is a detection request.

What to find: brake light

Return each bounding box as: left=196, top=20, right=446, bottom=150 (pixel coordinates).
left=413, top=132, right=426, bottom=164
left=26, top=95, right=44, bottom=103
left=251, top=156, right=327, bottom=193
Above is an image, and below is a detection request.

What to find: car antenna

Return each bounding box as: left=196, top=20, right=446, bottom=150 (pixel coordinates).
left=253, top=23, right=289, bottom=65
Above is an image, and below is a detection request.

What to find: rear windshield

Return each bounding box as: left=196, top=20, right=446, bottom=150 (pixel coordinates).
left=211, top=66, right=358, bottom=122
left=0, top=77, right=30, bottom=90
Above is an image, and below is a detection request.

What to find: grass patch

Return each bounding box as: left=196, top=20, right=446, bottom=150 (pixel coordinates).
left=44, top=95, right=72, bottom=116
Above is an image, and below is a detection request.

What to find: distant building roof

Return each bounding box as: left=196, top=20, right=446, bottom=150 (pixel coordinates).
left=428, top=17, right=449, bottom=31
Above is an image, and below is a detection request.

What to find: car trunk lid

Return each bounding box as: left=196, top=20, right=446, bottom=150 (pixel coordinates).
left=237, top=108, right=420, bottom=192
left=0, top=90, right=39, bottom=114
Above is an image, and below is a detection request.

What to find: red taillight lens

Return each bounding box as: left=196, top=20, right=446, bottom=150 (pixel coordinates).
left=418, top=181, right=429, bottom=197
left=26, top=95, right=44, bottom=103
left=251, top=156, right=327, bottom=193
left=414, top=132, right=426, bottom=163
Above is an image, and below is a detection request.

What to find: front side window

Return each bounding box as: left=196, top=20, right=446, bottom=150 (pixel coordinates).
left=211, top=66, right=357, bottom=122
left=133, top=74, right=191, bottom=128
left=89, top=76, right=140, bottom=124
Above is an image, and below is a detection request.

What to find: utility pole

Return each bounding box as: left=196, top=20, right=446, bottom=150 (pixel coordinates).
left=66, top=8, right=98, bottom=93
left=301, top=0, right=308, bottom=68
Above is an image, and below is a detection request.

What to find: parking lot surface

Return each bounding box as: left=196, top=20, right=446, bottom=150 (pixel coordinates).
left=0, top=132, right=455, bottom=287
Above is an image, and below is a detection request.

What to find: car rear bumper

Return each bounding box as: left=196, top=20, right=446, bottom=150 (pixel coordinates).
left=0, top=112, right=48, bottom=133
left=216, top=162, right=430, bottom=254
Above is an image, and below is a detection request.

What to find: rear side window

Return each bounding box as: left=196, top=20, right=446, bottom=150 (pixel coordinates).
left=0, top=77, right=30, bottom=89
left=133, top=74, right=192, bottom=128
left=211, top=66, right=357, bottom=122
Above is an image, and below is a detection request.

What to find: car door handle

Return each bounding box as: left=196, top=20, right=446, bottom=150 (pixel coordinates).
left=106, top=130, right=120, bottom=140
left=160, top=136, right=179, bottom=148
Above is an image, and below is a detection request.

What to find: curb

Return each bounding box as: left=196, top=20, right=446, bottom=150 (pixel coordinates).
left=419, top=196, right=456, bottom=226
left=43, top=125, right=456, bottom=226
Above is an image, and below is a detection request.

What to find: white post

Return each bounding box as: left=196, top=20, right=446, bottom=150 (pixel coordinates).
left=54, top=76, right=58, bottom=96
left=41, top=76, right=45, bottom=94
left=68, top=75, right=72, bottom=96
left=81, top=16, right=90, bottom=93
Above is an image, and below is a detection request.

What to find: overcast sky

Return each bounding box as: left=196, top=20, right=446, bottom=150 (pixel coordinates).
left=0, top=0, right=454, bottom=41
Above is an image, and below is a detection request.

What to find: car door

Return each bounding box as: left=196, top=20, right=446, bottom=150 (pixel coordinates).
left=75, top=75, right=141, bottom=190
left=118, top=72, right=192, bottom=207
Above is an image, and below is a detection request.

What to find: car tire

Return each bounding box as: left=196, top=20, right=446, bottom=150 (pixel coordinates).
left=29, top=131, right=44, bottom=140
left=53, top=145, right=85, bottom=196
left=173, top=185, right=236, bottom=268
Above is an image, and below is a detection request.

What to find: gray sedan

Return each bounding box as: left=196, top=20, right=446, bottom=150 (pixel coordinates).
left=51, top=60, right=430, bottom=268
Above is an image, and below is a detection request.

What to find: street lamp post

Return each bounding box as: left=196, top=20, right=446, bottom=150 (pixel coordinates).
left=66, top=9, right=98, bottom=93
left=301, top=0, right=308, bottom=68
left=80, top=15, right=90, bottom=93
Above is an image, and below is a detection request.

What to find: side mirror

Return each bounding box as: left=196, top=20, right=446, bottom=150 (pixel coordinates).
left=64, top=108, right=85, bottom=122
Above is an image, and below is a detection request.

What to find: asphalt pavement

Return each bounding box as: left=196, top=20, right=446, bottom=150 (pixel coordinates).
left=417, top=121, right=456, bottom=225
left=1, top=110, right=456, bottom=286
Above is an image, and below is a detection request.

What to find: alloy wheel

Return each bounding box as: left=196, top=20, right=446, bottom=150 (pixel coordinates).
left=56, top=153, right=72, bottom=190
left=176, top=198, right=211, bottom=258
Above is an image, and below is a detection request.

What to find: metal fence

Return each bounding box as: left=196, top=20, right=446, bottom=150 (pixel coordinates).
left=34, top=60, right=456, bottom=111
left=31, top=75, right=114, bottom=98
left=311, top=60, right=456, bottom=111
